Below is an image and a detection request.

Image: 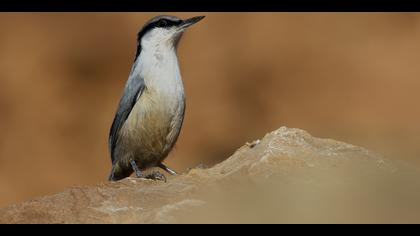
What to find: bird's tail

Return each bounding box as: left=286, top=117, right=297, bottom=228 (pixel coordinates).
left=108, top=166, right=117, bottom=181
left=108, top=163, right=131, bottom=181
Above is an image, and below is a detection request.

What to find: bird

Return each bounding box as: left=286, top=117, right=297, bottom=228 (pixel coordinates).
left=108, top=15, right=205, bottom=181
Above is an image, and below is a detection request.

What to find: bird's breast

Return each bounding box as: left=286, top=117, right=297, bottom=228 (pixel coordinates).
left=120, top=74, right=185, bottom=162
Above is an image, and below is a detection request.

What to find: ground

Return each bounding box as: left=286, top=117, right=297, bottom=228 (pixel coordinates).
left=1, top=127, right=420, bottom=223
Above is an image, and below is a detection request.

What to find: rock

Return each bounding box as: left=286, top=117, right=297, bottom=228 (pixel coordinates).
left=1, top=127, right=420, bottom=223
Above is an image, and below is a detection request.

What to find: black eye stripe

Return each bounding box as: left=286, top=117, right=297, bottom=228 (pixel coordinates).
left=155, top=19, right=181, bottom=28
left=157, top=19, right=167, bottom=27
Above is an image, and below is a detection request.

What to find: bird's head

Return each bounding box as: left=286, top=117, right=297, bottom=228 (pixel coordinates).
left=135, top=15, right=205, bottom=59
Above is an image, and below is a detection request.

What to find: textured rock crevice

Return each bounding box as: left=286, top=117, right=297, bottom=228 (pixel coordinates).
left=1, top=127, right=420, bottom=223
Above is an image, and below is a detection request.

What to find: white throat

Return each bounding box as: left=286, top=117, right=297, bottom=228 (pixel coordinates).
left=134, top=33, right=185, bottom=100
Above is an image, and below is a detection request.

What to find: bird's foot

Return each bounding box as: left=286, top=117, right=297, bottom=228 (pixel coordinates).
left=144, top=171, right=167, bottom=182
left=130, top=159, right=166, bottom=182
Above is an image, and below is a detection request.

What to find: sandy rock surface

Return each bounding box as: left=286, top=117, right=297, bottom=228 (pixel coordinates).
left=1, top=127, right=420, bottom=223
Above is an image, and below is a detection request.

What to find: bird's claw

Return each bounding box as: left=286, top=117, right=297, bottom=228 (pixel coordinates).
left=144, top=171, right=167, bottom=182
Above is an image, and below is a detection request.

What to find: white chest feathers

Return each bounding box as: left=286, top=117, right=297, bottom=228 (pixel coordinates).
left=136, top=45, right=184, bottom=102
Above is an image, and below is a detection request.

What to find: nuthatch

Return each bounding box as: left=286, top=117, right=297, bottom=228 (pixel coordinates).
left=108, top=15, right=205, bottom=181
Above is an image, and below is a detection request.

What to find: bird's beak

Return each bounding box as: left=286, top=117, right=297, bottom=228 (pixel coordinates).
left=180, top=16, right=205, bottom=29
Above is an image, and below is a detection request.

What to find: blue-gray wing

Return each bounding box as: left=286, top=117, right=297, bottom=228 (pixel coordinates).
left=108, top=73, right=145, bottom=164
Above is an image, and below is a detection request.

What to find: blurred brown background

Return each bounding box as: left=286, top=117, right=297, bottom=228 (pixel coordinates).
left=0, top=13, right=419, bottom=207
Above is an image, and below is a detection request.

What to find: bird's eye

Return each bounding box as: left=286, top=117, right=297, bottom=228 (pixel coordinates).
left=158, top=19, right=168, bottom=27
